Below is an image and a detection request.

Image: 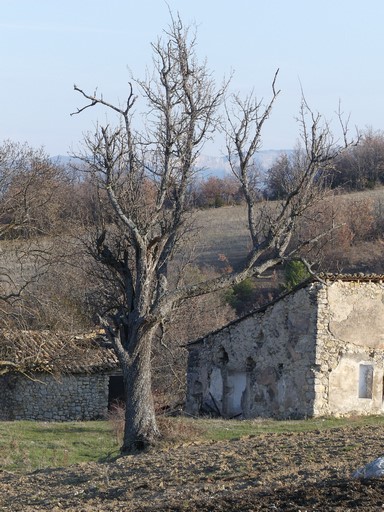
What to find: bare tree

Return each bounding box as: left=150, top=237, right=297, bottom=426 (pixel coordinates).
left=72, top=15, right=355, bottom=452
left=265, top=153, right=296, bottom=200
left=332, top=127, right=384, bottom=190
left=0, top=141, right=66, bottom=309
left=0, top=141, right=78, bottom=373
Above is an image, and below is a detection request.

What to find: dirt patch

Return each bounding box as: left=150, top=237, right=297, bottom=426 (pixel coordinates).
left=2, top=424, right=384, bottom=511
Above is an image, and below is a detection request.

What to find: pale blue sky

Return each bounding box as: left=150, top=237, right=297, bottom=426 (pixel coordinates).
left=1, top=0, right=383, bottom=156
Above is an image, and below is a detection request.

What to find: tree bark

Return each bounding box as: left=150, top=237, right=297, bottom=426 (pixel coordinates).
left=121, top=333, right=161, bottom=452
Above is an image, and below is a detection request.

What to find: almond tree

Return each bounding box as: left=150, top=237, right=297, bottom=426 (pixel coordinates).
left=72, top=15, right=355, bottom=452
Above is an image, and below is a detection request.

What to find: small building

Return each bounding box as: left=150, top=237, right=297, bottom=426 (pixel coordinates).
left=185, top=274, right=384, bottom=419
left=0, top=330, right=123, bottom=421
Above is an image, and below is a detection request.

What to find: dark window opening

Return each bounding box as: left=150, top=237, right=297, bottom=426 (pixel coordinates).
left=218, top=347, right=229, bottom=366
left=108, top=375, right=125, bottom=409
left=246, top=357, right=256, bottom=372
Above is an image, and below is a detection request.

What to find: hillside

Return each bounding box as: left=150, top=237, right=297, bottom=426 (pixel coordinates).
left=1, top=186, right=383, bottom=333
left=192, top=187, right=384, bottom=275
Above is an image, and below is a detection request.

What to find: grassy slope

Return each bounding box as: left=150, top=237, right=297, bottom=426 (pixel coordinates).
left=192, top=187, right=384, bottom=273
left=193, top=206, right=251, bottom=270
left=0, top=421, right=120, bottom=472
left=3, top=415, right=384, bottom=473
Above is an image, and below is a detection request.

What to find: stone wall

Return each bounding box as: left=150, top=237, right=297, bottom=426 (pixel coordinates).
left=0, top=373, right=110, bottom=421
left=313, top=280, right=384, bottom=417
left=186, top=285, right=319, bottom=419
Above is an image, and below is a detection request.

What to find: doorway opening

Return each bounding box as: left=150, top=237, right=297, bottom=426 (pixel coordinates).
left=108, top=375, right=125, bottom=409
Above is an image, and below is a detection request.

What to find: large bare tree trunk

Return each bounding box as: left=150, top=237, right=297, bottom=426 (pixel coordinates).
left=116, top=328, right=161, bottom=452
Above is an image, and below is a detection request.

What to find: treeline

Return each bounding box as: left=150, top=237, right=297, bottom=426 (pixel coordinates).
left=0, top=140, right=95, bottom=241
left=191, top=175, right=243, bottom=208
left=2, top=134, right=384, bottom=249
left=266, top=128, right=384, bottom=199
left=332, top=128, right=384, bottom=190
left=3, top=129, right=381, bottom=237
left=191, top=129, right=384, bottom=208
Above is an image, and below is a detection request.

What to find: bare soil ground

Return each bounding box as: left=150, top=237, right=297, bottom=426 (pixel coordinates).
left=2, top=424, right=384, bottom=511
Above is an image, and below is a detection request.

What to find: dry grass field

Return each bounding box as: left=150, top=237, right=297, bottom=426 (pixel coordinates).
left=2, top=419, right=384, bottom=511
left=193, top=206, right=251, bottom=270
left=192, top=187, right=384, bottom=275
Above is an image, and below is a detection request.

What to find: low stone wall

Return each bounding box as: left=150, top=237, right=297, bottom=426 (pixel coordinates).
left=0, top=373, right=109, bottom=421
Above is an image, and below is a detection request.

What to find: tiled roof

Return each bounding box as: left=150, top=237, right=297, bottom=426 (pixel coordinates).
left=317, top=273, right=384, bottom=282
left=0, top=330, right=119, bottom=375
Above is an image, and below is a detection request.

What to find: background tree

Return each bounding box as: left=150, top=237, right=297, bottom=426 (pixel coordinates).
left=224, top=277, right=256, bottom=314
left=0, top=140, right=84, bottom=372
left=197, top=175, right=241, bottom=207
left=0, top=139, right=99, bottom=332
left=0, top=141, right=67, bottom=311
left=265, top=152, right=297, bottom=199
left=331, top=127, right=384, bottom=190
left=72, top=15, right=355, bottom=453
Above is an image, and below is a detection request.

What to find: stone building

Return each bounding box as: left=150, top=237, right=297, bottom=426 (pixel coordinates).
left=186, top=274, right=384, bottom=419
left=0, top=330, right=123, bottom=421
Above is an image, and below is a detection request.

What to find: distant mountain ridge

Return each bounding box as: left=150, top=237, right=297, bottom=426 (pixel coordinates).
left=51, top=149, right=292, bottom=179
left=195, top=150, right=292, bottom=178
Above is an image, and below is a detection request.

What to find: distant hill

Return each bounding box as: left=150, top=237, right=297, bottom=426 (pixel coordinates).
left=51, top=149, right=293, bottom=179
left=195, top=150, right=292, bottom=179
left=50, top=155, right=80, bottom=167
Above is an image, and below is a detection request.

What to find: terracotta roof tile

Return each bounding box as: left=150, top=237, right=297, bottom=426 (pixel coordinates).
left=0, top=330, right=119, bottom=374
left=317, top=273, right=384, bottom=282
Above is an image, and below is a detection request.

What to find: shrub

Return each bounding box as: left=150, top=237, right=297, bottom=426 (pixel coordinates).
left=283, top=260, right=310, bottom=291
left=224, top=278, right=256, bottom=314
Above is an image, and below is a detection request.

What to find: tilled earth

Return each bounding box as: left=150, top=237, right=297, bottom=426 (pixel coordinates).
left=2, top=424, right=384, bottom=511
